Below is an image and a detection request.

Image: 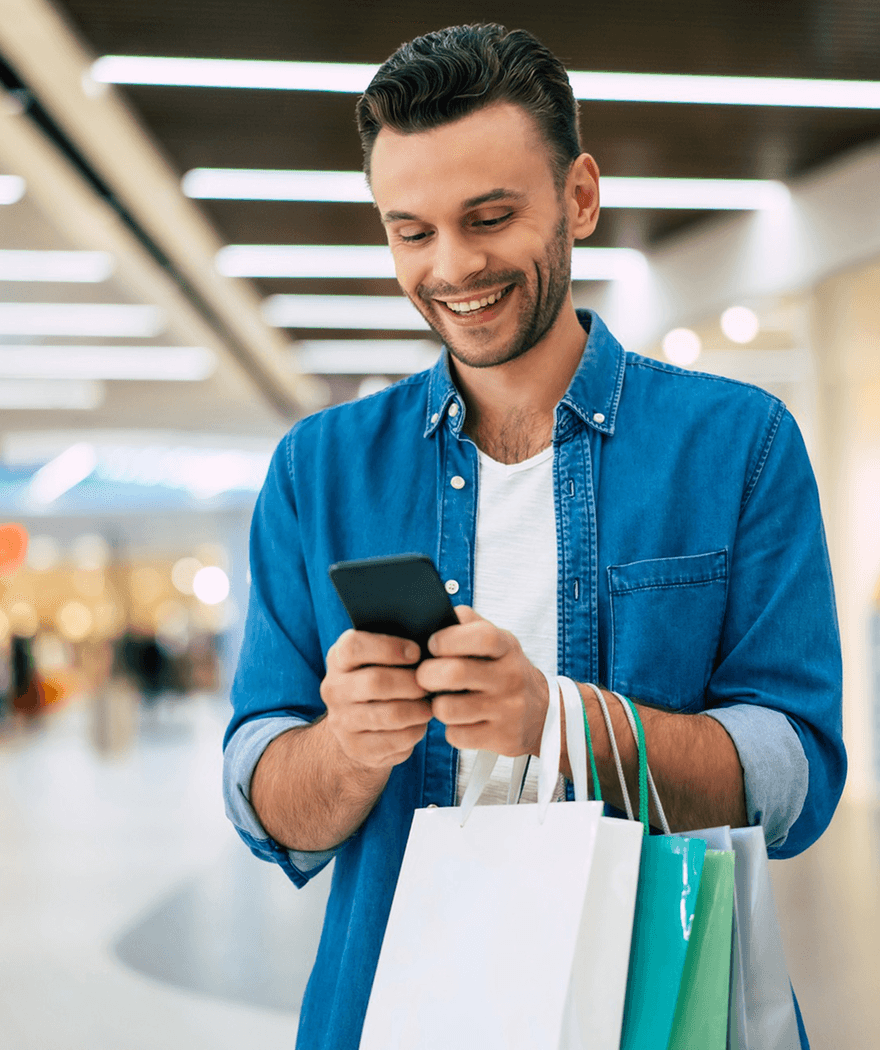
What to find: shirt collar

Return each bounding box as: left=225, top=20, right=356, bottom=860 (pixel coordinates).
left=423, top=308, right=626, bottom=439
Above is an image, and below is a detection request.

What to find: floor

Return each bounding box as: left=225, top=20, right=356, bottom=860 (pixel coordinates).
left=1, top=690, right=877, bottom=1049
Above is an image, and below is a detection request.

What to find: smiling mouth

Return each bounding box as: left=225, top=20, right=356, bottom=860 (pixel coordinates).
left=438, top=284, right=515, bottom=315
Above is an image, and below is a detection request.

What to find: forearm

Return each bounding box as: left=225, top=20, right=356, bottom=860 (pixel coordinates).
left=250, top=715, right=392, bottom=852
left=571, top=684, right=748, bottom=831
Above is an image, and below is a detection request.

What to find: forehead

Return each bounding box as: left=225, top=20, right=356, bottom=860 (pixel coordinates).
left=370, top=102, right=556, bottom=216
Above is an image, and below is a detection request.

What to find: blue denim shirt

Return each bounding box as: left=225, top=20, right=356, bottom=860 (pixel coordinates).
left=224, top=310, right=844, bottom=1050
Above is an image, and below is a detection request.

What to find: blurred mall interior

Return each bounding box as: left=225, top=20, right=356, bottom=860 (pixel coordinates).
left=1, top=1, right=879, bottom=1047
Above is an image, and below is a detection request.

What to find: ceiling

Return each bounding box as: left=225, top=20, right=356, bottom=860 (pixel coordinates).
left=0, top=0, right=879, bottom=451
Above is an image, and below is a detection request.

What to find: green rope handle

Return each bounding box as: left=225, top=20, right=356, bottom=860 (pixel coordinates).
left=580, top=696, right=603, bottom=802
left=619, top=694, right=649, bottom=834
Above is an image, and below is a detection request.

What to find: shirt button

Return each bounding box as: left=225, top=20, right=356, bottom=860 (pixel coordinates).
left=448, top=402, right=460, bottom=417
left=444, top=579, right=460, bottom=595
left=593, top=411, right=606, bottom=424
left=450, top=475, right=466, bottom=490
left=430, top=412, right=439, bottom=424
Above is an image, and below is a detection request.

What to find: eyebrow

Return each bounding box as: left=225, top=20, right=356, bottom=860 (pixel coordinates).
left=381, top=187, right=527, bottom=225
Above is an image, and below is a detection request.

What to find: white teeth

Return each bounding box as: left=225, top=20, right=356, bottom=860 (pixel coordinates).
left=444, top=287, right=509, bottom=314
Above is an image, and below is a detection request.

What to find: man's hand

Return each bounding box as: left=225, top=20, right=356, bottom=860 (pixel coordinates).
left=320, top=629, right=434, bottom=770
left=416, top=607, right=549, bottom=757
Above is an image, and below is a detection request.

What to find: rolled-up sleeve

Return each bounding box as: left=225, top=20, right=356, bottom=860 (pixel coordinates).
left=704, top=704, right=808, bottom=850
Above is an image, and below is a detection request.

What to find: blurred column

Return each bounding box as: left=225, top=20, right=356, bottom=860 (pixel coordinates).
left=810, top=260, right=880, bottom=801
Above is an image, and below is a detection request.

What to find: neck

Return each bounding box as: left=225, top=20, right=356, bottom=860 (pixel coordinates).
left=455, top=305, right=587, bottom=464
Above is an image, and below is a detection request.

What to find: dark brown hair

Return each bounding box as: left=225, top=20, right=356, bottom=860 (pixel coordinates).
left=356, top=24, right=582, bottom=190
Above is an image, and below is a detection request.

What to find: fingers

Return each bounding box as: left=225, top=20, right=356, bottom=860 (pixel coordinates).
left=328, top=629, right=420, bottom=672
left=321, top=628, right=432, bottom=771
left=427, top=609, right=511, bottom=661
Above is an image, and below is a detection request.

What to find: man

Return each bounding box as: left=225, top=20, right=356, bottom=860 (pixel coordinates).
left=224, top=24, right=845, bottom=1050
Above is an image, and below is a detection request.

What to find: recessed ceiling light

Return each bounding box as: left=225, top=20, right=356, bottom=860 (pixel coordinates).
left=92, top=56, right=880, bottom=109
left=0, top=345, right=216, bottom=380
left=0, top=250, right=115, bottom=283
left=721, top=306, right=760, bottom=344
left=0, top=175, right=25, bottom=205
left=0, top=303, right=164, bottom=337
left=262, top=295, right=430, bottom=331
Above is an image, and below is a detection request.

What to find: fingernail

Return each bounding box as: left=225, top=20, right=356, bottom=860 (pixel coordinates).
left=405, top=642, right=420, bottom=661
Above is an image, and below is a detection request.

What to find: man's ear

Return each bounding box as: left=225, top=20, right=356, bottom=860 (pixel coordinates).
left=569, top=154, right=601, bottom=240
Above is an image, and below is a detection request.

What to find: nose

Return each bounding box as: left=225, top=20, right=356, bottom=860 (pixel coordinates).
left=430, top=230, right=487, bottom=289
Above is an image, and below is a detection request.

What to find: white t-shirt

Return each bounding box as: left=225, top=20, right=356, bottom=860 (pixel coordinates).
left=455, top=445, right=559, bottom=805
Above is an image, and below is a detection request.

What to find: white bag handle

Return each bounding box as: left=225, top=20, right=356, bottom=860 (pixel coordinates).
left=557, top=675, right=590, bottom=802
left=459, top=671, right=586, bottom=825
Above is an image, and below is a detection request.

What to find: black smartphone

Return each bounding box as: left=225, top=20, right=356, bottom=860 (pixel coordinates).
left=328, top=553, right=459, bottom=662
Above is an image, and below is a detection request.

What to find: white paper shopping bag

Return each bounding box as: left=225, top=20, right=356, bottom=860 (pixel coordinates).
left=359, top=675, right=643, bottom=1050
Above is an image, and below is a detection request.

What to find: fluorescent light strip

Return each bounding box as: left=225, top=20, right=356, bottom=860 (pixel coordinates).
left=0, top=303, right=163, bottom=336
left=566, top=70, right=880, bottom=108
left=0, top=250, right=115, bottom=283
left=28, top=443, right=98, bottom=504
left=571, top=248, right=647, bottom=280
left=97, top=445, right=271, bottom=497
left=0, top=175, right=26, bottom=205
left=0, top=380, right=104, bottom=410
left=188, top=168, right=788, bottom=210
left=0, top=345, right=216, bottom=380
left=600, top=177, right=790, bottom=210
left=263, top=294, right=430, bottom=331
left=218, top=244, right=394, bottom=278
left=91, top=56, right=377, bottom=92
left=184, top=168, right=372, bottom=202
left=294, top=340, right=440, bottom=374
left=222, top=244, right=643, bottom=281
left=93, top=56, right=880, bottom=109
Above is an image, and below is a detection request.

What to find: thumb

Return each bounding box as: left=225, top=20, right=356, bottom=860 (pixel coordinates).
left=453, top=604, right=483, bottom=625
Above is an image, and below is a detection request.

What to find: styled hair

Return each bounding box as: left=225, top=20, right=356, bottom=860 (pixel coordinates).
left=356, top=24, right=582, bottom=189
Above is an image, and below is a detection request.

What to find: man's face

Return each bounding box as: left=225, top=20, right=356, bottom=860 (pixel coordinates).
left=370, top=103, right=579, bottom=370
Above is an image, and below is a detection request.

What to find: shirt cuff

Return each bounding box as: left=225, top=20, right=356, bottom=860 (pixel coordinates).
left=704, top=704, right=808, bottom=850
left=223, top=714, right=338, bottom=876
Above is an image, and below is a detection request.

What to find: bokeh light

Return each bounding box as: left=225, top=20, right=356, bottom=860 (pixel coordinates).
left=721, top=305, right=760, bottom=343
left=192, top=566, right=230, bottom=605
left=8, top=600, right=39, bottom=637
left=661, top=327, right=702, bottom=366
left=71, top=533, right=111, bottom=570
left=171, top=556, right=202, bottom=596
left=56, top=601, right=93, bottom=642
left=26, top=535, right=61, bottom=572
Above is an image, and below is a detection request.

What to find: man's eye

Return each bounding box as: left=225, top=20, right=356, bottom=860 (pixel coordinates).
left=476, top=212, right=513, bottom=228
left=399, top=230, right=431, bottom=243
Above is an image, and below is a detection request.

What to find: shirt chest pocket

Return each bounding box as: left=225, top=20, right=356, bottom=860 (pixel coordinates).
left=608, top=550, right=728, bottom=712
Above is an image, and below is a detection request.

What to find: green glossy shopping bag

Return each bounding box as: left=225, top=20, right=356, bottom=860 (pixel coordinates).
left=600, top=690, right=706, bottom=1050
left=666, top=848, right=736, bottom=1050
left=620, top=835, right=707, bottom=1050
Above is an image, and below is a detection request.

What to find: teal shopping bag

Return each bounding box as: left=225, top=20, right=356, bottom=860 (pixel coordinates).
left=666, top=849, right=736, bottom=1050
left=605, top=690, right=706, bottom=1050
left=620, top=835, right=706, bottom=1050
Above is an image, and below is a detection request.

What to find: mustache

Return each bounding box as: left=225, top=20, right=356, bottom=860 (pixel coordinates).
left=417, top=272, right=522, bottom=302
